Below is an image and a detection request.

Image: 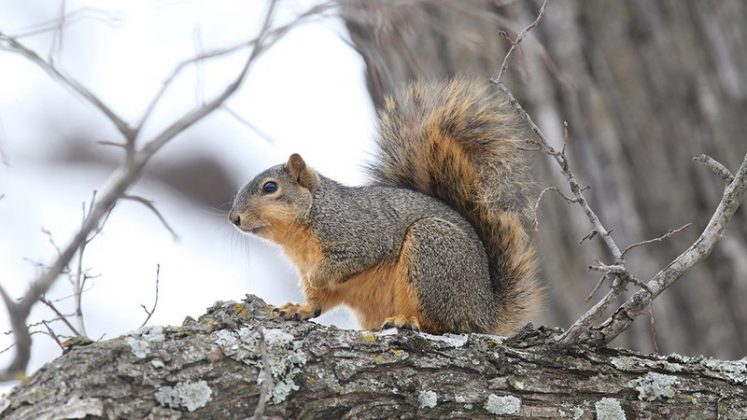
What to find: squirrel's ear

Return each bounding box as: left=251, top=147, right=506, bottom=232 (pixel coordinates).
left=286, top=153, right=320, bottom=191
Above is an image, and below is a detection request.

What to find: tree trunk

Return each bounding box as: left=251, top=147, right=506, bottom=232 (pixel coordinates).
left=340, top=0, right=747, bottom=359
left=1, top=295, right=745, bottom=419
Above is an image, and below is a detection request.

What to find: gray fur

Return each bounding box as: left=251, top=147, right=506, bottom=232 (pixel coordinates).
left=404, top=218, right=495, bottom=332
left=309, top=176, right=497, bottom=330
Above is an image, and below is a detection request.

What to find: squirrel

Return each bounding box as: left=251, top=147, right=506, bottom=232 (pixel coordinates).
left=229, top=77, right=540, bottom=335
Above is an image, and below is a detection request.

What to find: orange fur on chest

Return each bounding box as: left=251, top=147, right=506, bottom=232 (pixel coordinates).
left=332, top=260, right=419, bottom=330
left=272, top=226, right=324, bottom=277
left=263, top=213, right=426, bottom=331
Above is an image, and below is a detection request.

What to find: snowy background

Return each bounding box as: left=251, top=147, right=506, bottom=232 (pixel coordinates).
left=0, top=0, right=373, bottom=394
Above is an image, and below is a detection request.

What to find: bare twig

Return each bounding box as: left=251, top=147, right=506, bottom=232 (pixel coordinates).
left=10, top=7, right=123, bottom=39
left=39, top=297, right=81, bottom=337
left=139, top=264, right=161, bottom=329
left=122, top=195, right=179, bottom=240
left=587, top=262, right=652, bottom=293
left=96, top=141, right=127, bottom=149
left=694, top=153, right=734, bottom=185
left=222, top=105, right=275, bottom=144
left=0, top=34, right=133, bottom=139
left=585, top=274, right=609, bottom=302
left=496, top=82, right=624, bottom=261
left=649, top=307, right=660, bottom=354
left=494, top=0, right=548, bottom=82
left=252, top=326, right=273, bottom=420
left=0, top=342, right=15, bottom=356
left=48, top=0, right=67, bottom=63
left=622, top=223, right=692, bottom=257
left=41, top=321, right=64, bottom=350
left=533, top=186, right=579, bottom=231
left=579, top=230, right=599, bottom=245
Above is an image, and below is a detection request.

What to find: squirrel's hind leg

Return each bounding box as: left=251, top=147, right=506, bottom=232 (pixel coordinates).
left=401, top=217, right=497, bottom=334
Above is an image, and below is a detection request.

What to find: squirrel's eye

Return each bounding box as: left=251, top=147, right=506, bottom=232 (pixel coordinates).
left=262, top=181, right=278, bottom=194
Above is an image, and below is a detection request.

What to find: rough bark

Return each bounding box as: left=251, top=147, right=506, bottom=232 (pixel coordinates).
left=340, top=0, right=747, bottom=359
left=1, top=294, right=745, bottom=419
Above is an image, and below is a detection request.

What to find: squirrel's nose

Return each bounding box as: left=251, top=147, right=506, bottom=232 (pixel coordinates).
left=229, top=212, right=241, bottom=227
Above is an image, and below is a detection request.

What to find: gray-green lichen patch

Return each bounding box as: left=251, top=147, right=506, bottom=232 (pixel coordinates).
left=702, top=358, right=747, bottom=385
left=633, top=372, right=678, bottom=401
left=595, top=398, right=626, bottom=420
left=418, top=390, right=438, bottom=408
left=154, top=380, right=212, bottom=412
left=610, top=356, right=639, bottom=371
left=484, top=394, right=520, bottom=415
left=126, top=325, right=166, bottom=359
left=610, top=355, right=684, bottom=373
left=127, top=337, right=150, bottom=359
left=212, top=327, right=307, bottom=404
left=418, top=332, right=468, bottom=348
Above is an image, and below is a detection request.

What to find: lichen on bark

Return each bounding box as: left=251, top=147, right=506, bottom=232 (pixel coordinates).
left=1, top=294, right=745, bottom=419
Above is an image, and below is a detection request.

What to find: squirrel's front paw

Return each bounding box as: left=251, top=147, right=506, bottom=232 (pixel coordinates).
left=273, top=302, right=322, bottom=321
left=380, top=315, right=421, bottom=332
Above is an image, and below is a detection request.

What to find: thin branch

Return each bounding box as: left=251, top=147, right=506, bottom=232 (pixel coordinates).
left=496, top=82, right=624, bottom=261
left=0, top=341, right=15, bottom=356
left=587, top=262, right=651, bottom=293
left=252, top=326, right=273, bottom=420
left=122, top=195, right=179, bottom=240
left=585, top=274, right=609, bottom=302
left=649, top=307, right=660, bottom=354
left=533, top=186, right=579, bottom=231
left=0, top=34, right=133, bottom=140
left=222, top=105, right=275, bottom=144
left=41, top=321, right=64, bottom=351
left=494, top=0, right=548, bottom=82
left=39, top=297, right=81, bottom=337
left=621, top=223, right=692, bottom=257
left=10, top=7, right=123, bottom=39
left=96, top=141, right=127, bottom=149
left=139, top=264, right=161, bottom=329
left=48, top=0, right=67, bottom=63
left=694, top=153, right=734, bottom=185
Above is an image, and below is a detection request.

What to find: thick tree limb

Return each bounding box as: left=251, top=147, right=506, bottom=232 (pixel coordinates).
left=1, top=295, right=745, bottom=419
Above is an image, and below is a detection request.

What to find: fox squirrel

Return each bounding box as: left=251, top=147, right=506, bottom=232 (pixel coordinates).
left=229, top=77, right=540, bottom=335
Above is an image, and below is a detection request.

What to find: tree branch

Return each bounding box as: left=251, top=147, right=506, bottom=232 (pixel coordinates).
left=589, top=153, right=747, bottom=345
left=2, top=295, right=745, bottom=419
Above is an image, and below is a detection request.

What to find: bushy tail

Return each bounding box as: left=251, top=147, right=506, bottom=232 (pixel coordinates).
left=369, top=77, right=540, bottom=333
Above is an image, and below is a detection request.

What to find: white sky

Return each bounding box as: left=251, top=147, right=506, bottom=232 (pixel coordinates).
left=0, top=0, right=374, bottom=394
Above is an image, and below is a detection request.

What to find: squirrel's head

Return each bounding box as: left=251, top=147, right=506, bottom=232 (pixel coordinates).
left=229, top=153, right=320, bottom=241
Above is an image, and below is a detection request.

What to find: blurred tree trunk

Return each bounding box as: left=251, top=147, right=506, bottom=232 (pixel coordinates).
left=341, top=0, right=747, bottom=358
